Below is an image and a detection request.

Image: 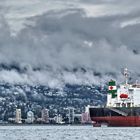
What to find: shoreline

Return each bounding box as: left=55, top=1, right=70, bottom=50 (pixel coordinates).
left=0, top=123, right=92, bottom=126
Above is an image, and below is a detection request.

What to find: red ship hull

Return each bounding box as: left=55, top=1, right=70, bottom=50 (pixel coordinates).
left=91, top=116, right=140, bottom=127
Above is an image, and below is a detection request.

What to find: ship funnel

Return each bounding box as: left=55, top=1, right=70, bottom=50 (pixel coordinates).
left=108, top=80, right=117, bottom=98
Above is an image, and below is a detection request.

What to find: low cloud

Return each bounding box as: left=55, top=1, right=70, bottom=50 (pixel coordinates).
left=0, top=1, right=140, bottom=87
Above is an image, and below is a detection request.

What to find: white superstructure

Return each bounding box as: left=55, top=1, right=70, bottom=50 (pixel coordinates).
left=107, top=68, right=140, bottom=108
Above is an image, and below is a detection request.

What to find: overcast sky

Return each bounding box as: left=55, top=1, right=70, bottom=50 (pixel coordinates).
left=0, top=0, right=140, bottom=86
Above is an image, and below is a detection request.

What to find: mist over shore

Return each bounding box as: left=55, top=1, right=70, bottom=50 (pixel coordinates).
left=0, top=0, right=140, bottom=86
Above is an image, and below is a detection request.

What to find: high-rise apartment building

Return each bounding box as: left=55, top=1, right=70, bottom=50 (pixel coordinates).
left=15, top=109, right=22, bottom=123
left=41, top=108, right=49, bottom=123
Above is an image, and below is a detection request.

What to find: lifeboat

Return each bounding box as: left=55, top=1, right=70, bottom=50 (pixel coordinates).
left=120, top=93, right=128, bottom=98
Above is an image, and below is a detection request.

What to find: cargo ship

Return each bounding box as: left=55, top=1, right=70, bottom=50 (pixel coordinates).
left=89, top=68, right=140, bottom=127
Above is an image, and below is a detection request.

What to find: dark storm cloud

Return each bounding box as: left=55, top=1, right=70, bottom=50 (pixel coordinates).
left=0, top=0, right=140, bottom=86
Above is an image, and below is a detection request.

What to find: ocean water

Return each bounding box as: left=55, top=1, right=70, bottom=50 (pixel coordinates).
left=0, top=125, right=139, bottom=140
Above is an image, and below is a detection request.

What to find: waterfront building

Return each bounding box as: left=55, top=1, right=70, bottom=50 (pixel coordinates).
left=85, top=105, right=90, bottom=113
left=54, top=114, right=63, bottom=124
left=26, top=111, right=34, bottom=123
left=15, top=109, right=22, bottom=123
left=41, top=108, right=49, bottom=123
left=81, top=112, right=89, bottom=123
left=68, top=107, right=75, bottom=124
left=81, top=105, right=91, bottom=123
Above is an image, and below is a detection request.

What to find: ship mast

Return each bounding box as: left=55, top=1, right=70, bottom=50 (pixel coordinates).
left=124, top=68, right=129, bottom=85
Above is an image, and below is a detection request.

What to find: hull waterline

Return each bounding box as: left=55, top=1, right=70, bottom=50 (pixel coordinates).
left=91, top=116, right=140, bottom=127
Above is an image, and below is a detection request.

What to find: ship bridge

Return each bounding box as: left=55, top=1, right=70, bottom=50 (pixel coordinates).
left=107, top=68, right=140, bottom=108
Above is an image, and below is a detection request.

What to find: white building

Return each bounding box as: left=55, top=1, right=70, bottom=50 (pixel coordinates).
left=85, top=105, right=90, bottom=113
left=26, top=111, right=34, bottom=123
left=54, top=114, right=63, bottom=124
left=15, top=109, right=22, bottom=123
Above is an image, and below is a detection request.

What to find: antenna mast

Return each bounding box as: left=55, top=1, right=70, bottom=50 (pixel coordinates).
left=124, top=68, right=129, bottom=85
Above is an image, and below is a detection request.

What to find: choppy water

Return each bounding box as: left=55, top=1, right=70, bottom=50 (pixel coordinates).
left=0, top=125, right=139, bottom=140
